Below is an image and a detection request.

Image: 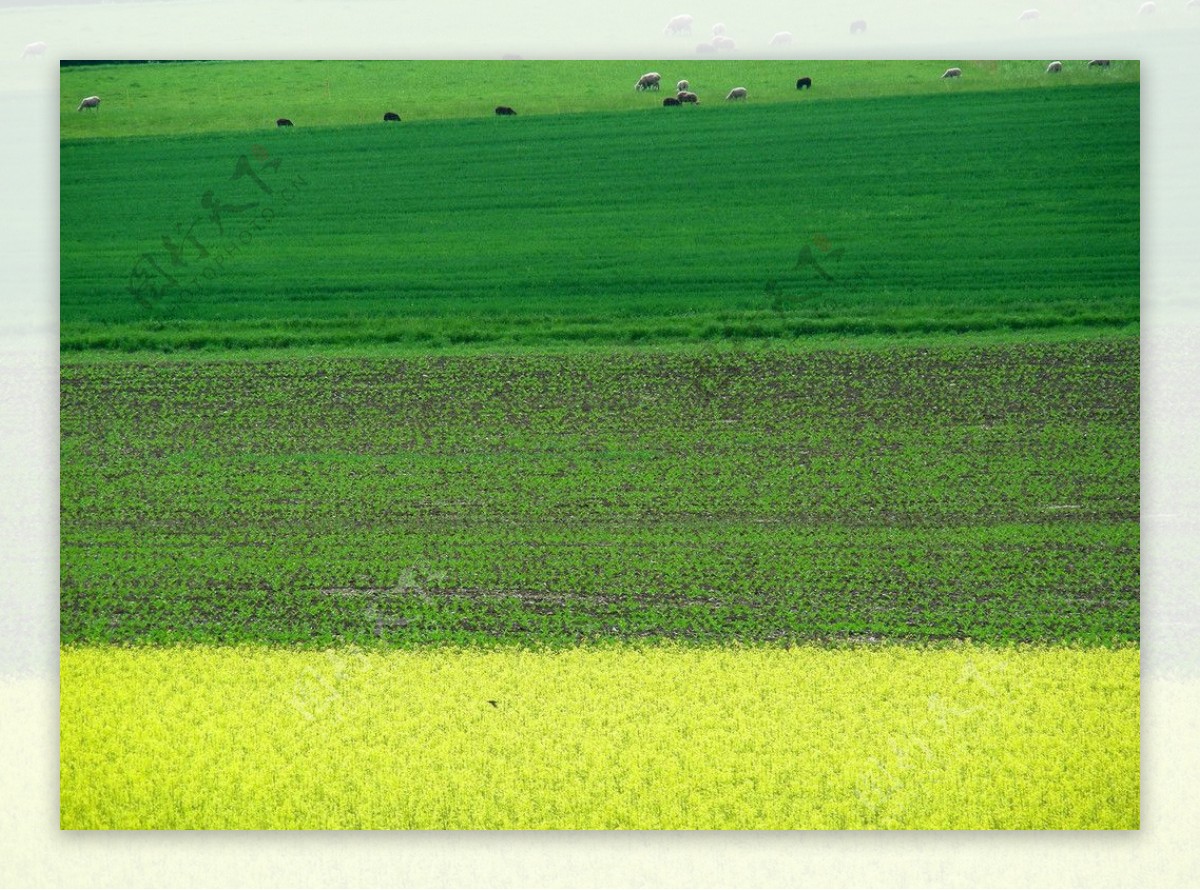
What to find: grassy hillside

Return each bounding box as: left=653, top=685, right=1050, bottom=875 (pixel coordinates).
left=61, top=81, right=1139, bottom=354
left=59, top=59, right=1139, bottom=138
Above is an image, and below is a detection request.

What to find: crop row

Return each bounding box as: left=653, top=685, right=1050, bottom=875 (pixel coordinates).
left=60, top=338, right=1139, bottom=646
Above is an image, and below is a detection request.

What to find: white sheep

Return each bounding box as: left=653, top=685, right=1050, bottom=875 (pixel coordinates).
left=664, top=14, right=694, bottom=35
left=769, top=31, right=793, bottom=46
left=20, top=41, right=47, bottom=59
left=635, top=72, right=662, bottom=91
left=712, top=35, right=736, bottom=50
left=712, top=22, right=726, bottom=35
left=941, top=67, right=962, bottom=78
left=1046, top=60, right=1063, bottom=73
left=1088, top=59, right=1111, bottom=67
left=77, top=95, right=100, bottom=111
left=726, top=87, right=748, bottom=100
left=1018, top=8, right=1040, bottom=20
left=677, top=79, right=689, bottom=92
left=1138, top=1, right=1156, bottom=13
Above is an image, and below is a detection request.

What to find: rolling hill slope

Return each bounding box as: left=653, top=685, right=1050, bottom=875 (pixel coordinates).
left=61, top=80, right=1139, bottom=354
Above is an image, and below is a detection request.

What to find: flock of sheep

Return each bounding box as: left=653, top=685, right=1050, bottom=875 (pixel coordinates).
left=638, top=60, right=1115, bottom=102
left=941, top=59, right=1112, bottom=78
left=72, top=96, right=516, bottom=124
left=70, top=59, right=1121, bottom=123
left=275, top=106, right=515, bottom=126
left=634, top=72, right=754, bottom=104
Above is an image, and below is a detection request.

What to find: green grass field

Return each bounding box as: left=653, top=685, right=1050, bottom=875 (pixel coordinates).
left=61, top=65, right=1138, bottom=354
left=60, top=61, right=1140, bottom=829
left=59, top=59, right=1140, bottom=138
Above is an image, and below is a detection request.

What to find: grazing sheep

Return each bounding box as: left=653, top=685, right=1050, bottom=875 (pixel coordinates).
left=770, top=31, right=793, bottom=46
left=383, top=112, right=401, bottom=121
left=77, top=96, right=100, bottom=111
left=678, top=91, right=699, bottom=104
left=1018, top=8, right=1040, bottom=20
left=696, top=42, right=718, bottom=54
left=850, top=19, right=867, bottom=34
left=712, top=22, right=726, bottom=35
left=495, top=106, right=517, bottom=115
left=21, top=41, right=47, bottom=59
left=712, top=35, right=736, bottom=50
left=1088, top=59, right=1111, bottom=67
left=796, top=77, right=812, bottom=89
left=677, top=79, right=689, bottom=92
left=726, top=87, right=748, bottom=100
left=664, top=13, right=694, bottom=35
left=1138, top=1, right=1156, bottom=13
left=941, top=67, right=962, bottom=78
left=635, top=72, right=662, bottom=91
left=1046, top=60, right=1063, bottom=72
left=275, top=117, right=292, bottom=126
left=663, top=96, right=682, bottom=106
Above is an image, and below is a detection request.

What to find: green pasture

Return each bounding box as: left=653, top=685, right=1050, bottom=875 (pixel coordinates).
left=59, top=59, right=1139, bottom=138
left=61, top=78, right=1138, bottom=354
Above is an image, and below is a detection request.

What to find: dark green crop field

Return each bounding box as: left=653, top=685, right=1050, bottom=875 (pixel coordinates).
left=61, top=338, right=1138, bottom=647
left=61, top=80, right=1138, bottom=355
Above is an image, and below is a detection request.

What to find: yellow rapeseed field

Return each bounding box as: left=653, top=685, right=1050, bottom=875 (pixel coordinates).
left=60, top=644, right=1138, bottom=829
